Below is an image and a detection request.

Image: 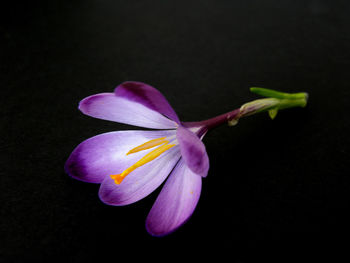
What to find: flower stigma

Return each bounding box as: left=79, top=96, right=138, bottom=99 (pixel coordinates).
left=110, top=138, right=176, bottom=184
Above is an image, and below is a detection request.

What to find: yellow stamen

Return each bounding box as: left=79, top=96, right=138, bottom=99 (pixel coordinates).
left=126, top=137, right=168, bottom=155
left=110, top=142, right=175, bottom=184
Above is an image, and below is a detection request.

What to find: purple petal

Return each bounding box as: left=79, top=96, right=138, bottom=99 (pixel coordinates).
left=65, top=130, right=176, bottom=183
left=115, top=81, right=180, bottom=123
left=79, top=93, right=177, bottom=129
left=145, top=160, right=202, bottom=236
left=98, top=146, right=181, bottom=206
left=176, top=125, right=209, bottom=177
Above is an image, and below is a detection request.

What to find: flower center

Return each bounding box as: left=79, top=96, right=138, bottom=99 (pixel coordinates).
left=110, top=137, right=176, bottom=184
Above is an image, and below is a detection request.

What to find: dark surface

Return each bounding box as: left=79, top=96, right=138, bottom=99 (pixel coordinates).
left=1, top=0, right=350, bottom=262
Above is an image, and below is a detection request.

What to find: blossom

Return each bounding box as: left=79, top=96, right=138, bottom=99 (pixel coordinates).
left=65, top=81, right=213, bottom=236
left=65, top=81, right=308, bottom=236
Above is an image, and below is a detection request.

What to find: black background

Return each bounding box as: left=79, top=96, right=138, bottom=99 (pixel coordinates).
left=1, top=0, right=350, bottom=262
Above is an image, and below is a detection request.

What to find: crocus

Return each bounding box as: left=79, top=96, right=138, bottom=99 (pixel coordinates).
left=65, top=81, right=308, bottom=236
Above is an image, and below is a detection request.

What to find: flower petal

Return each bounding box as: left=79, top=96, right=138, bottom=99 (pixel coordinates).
left=65, top=130, right=176, bottom=183
left=145, top=160, right=202, bottom=236
left=176, top=125, right=209, bottom=177
left=98, top=146, right=181, bottom=206
left=79, top=93, right=177, bottom=129
left=115, top=81, right=180, bottom=123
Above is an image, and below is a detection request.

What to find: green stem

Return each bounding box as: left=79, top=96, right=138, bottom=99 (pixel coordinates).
left=250, top=87, right=308, bottom=100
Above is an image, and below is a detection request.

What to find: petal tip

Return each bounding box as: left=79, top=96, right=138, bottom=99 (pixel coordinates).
left=145, top=212, right=196, bottom=237
left=98, top=178, right=136, bottom=207
left=98, top=186, right=121, bottom=206
left=78, top=93, right=115, bottom=115
left=114, top=81, right=180, bottom=123
left=145, top=218, right=176, bottom=237
left=64, top=155, right=102, bottom=184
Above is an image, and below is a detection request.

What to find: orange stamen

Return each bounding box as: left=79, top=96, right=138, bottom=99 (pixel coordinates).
left=110, top=141, right=175, bottom=184
left=126, top=137, right=168, bottom=155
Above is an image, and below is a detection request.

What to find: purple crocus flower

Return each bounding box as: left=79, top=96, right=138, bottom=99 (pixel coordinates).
left=65, top=81, right=215, bottom=236
left=65, top=81, right=308, bottom=236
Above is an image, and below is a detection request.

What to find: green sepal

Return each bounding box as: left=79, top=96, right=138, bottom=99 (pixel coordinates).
left=268, top=108, right=278, bottom=119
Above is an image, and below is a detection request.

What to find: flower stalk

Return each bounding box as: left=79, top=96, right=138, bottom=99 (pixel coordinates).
left=185, top=87, right=308, bottom=134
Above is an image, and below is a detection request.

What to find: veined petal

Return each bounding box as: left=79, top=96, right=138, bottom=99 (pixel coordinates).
left=98, top=146, right=181, bottom=206
left=65, top=130, right=176, bottom=183
left=145, top=160, right=202, bottom=236
left=115, top=81, right=180, bottom=123
left=79, top=93, right=177, bottom=129
left=176, top=125, right=209, bottom=177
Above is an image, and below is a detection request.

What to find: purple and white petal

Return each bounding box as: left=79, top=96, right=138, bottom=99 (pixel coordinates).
left=65, top=130, right=176, bottom=183
left=115, top=81, right=180, bottom=123
left=145, top=160, right=202, bottom=236
left=98, top=146, right=181, bottom=206
left=79, top=93, right=177, bottom=129
left=176, top=125, right=209, bottom=177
